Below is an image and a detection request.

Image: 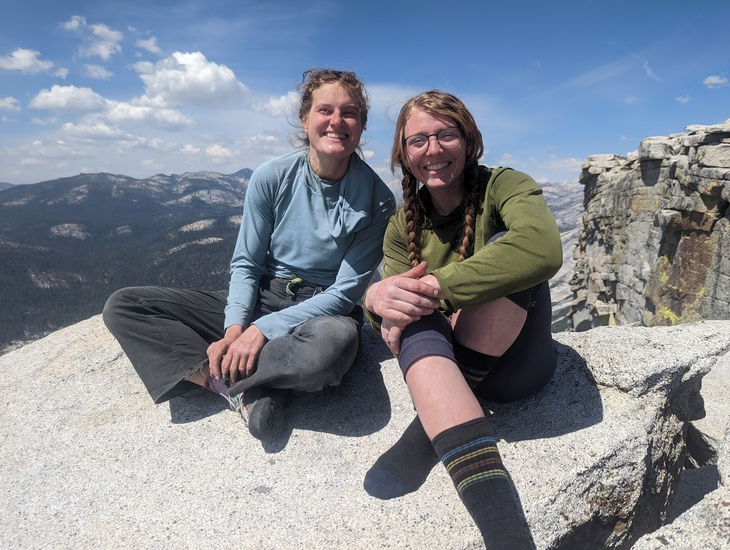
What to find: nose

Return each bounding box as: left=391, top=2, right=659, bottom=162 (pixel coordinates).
left=425, top=135, right=443, bottom=155
left=330, top=109, right=343, bottom=126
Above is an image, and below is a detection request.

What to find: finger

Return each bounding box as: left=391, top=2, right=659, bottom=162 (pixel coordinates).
left=229, top=359, right=240, bottom=385
left=209, top=355, right=222, bottom=381
left=244, top=355, right=257, bottom=378
left=390, top=327, right=402, bottom=355
left=222, top=352, right=235, bottom=384
left=392, top=296, right=438, bottom=316
left=402, top=261, right=428, bottom=279
left=206, top=345, right=221, bottom=380
left=400, top=279, right=440, bottom=300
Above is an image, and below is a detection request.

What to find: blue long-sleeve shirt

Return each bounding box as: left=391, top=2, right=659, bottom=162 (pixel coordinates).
left=224, top=149, right=395, bottom=339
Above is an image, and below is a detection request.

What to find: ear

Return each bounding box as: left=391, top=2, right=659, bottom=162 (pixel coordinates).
left=301, top=116, right=309, bottom=134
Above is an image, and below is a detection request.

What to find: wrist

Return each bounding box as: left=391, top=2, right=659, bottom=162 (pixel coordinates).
left=364, top=282, right=378, bottom=314
left=224, top=324, right=244, bottom=339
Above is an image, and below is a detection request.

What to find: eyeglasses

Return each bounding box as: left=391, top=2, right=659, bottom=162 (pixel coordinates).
left=402, top=127, right=462, bottom=155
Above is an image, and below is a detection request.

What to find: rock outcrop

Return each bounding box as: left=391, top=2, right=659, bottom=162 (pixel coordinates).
left=1, top=316, right=728, bottom=549
left=569, top=120, right=730, bottom=331
left=632, top=425, right=730, bottom=549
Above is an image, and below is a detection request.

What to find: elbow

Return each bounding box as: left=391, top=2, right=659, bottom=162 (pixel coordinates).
left=544, top=238, right=563, bottom=279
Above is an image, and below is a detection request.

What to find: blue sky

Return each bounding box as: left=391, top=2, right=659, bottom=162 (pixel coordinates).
left=1, top=0, right=729, bottom=186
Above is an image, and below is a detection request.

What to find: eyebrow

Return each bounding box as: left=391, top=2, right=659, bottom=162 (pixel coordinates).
left=314, top=102, right=359, bottom=111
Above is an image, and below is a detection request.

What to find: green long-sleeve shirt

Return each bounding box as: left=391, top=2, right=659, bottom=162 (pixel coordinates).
left=366, top=166, right=562, bottom=331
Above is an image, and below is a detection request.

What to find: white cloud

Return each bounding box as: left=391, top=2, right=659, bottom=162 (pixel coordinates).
left=703, top=75, right=728, bottom=89
left=105, top=100, right=195, bottom=130
left=361, top=149, right=375, bottom=159
left=82, top=23, right=124, bottom=60
left=625, top=97, right=639, bottom=104
left=138, top=138, right=179, bottom=153
left=0, top=48, right=54, bottom=74
left=64, top=17, right=123, bottom=61
left=31, top=117, right=60, bottom=125
left=0, top=97, right=21, bottom=111
left=675, top=95, right=691, bottom=104
left=181, top=144, right=201, bottom=155
left=135, top=52, right=248, bottom=107
left=542, top=155, right=584, bottom=172
left=20, top=158, right=44, bottom=166
left=141, top=158, right=164, bottom=169
left=60, top=15, right=87, bottom=31
left=559, top=59, right=628, bottom=90
left=632, top=53, right=662, bottom=83
left=30, top=85, right=107, bottom=112
left=54, top=67, right=69, bottom=79
left=253, top=91, right=298, bottom=117
left=242, top=135, right=278, bottom=144
left=84, top=64, right=114, bottom=79
left=136, top=37, right=162, bottom=54
left=61, top=122, right=130, bottom=139
left=206, top=144, right=234, bottom=159
left=499, top=152, right=516, bottom=165
left=30, top=84, right=197, bottom=132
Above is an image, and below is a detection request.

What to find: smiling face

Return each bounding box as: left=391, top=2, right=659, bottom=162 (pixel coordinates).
left=404, top=108, right=467, bottom=210
left=302, top=82, right=363, bottom=180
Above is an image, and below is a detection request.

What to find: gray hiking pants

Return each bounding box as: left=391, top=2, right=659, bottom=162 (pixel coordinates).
left=102, top=276, right=363, bottom=403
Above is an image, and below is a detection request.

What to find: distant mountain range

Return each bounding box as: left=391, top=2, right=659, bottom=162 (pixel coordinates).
left=0, top=169, right=583, bottom=353
left=540, top=181, right=584, bottom=331
left=0, top=182, right=15, bottom=192
left=0, top=169, right=252, bottom=353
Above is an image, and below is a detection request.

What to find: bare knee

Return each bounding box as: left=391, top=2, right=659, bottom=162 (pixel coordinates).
left=452, top=297, right=527, bottom=356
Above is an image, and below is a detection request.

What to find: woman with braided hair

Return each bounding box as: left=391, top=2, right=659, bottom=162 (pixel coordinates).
left=362, top=91, right=562, bottom=549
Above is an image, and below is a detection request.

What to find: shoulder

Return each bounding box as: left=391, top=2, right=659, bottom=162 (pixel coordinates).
left=479, top=165, right=543, bottom=199
left=250, top=149, right=307, bottom=186
left=481, top=165, right=538, bottom=187
left=387, top=206, right=408, bottom=231
left=344, top=156, right=395, bottom=222
left=350, top=155, right=394, bottom=202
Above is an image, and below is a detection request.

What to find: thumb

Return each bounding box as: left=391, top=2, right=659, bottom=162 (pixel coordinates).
left=403, top=261, right=428, bottom=279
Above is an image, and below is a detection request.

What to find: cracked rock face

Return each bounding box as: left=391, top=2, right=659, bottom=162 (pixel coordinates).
left=569, top=120, right=730, bottom=331
left=631, top=425, right=730, bottom=550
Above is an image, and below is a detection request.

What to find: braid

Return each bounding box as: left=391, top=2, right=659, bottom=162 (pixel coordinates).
left=458, top=162, right=480, bottom=262
left=402, top=174, right=423, bottom=267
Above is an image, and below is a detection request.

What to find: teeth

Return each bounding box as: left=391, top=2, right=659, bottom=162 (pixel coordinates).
left=426, top=162, right=449, bottom=170
left=325, top=132, right=346, bottom=139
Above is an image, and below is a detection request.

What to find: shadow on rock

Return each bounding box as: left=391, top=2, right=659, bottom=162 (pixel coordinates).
left=168, top=390, right=229, bottom=424
left=169, top=326, right=393, bottom=439
left=285, top=330, right=392, bottom=437
left=489, top=343, right=604, bottom=441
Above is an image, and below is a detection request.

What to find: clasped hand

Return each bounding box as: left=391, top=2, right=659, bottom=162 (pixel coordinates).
left=207, top=324, right=267, bottom=384
left=366, top=262, right=443, bottom=355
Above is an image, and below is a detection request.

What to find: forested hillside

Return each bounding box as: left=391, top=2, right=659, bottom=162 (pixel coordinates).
left=0, top=170, right=251, bottom=352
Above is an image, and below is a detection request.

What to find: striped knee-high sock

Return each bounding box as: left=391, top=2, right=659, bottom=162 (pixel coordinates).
left=432, top=417, right=534, bottom=550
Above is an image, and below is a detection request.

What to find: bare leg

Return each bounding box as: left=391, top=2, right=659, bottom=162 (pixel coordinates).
left=405, top=356, right=483, bottom=439
left=186, top=363, right=209, bottom=387
left=452, top=296, right=527, bottom=356
left=404, top=301, right=535, bottom=549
